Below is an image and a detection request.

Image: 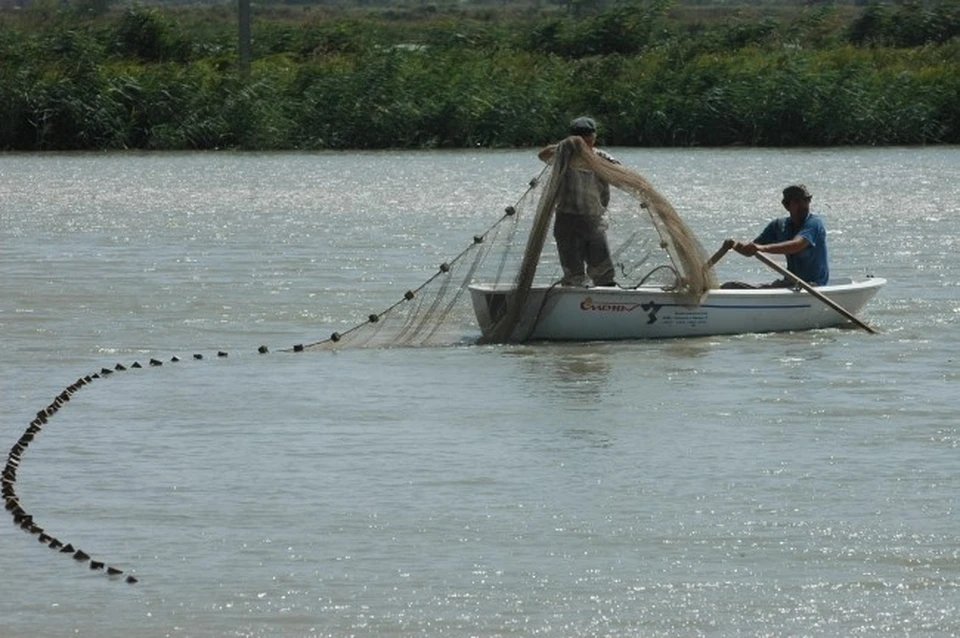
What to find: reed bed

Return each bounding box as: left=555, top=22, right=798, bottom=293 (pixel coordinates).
left=1, top=1, right=957, bottom=149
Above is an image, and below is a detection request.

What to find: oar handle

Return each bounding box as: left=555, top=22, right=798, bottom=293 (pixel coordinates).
left=753, top=252, right=878, bottom=334
left=704, top=238, right=736, bottom=270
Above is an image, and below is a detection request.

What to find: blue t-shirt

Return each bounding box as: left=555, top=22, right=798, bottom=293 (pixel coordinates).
left=755, top=213, right=829, bottom=285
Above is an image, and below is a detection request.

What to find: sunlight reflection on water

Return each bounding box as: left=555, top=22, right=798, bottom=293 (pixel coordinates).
left=1, top=147, right=959, bottom=637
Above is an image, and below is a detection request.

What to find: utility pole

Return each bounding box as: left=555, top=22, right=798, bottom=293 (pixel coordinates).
left=238, top=0, right=251, bottom=78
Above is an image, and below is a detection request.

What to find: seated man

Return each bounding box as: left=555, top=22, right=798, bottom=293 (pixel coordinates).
left=731, top=184, right=829, bottom=287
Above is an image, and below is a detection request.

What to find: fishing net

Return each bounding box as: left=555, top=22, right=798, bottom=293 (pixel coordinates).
left=302, top=137, right=715, bottom=350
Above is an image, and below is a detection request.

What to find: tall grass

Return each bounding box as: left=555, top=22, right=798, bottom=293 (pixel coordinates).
left=0, top=1, right=957, bottom=150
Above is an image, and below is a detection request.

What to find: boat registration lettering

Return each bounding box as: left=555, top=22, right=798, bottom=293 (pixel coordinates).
left=580, top=297, right=642, bottom=313
left=665, top=310, right=709, bottom=327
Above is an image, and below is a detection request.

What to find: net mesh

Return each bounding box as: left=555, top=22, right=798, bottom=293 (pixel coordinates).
left=302, top=138, right=716, bottom=351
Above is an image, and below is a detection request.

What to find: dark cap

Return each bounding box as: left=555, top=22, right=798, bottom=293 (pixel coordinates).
left=782, top=184, right=812, bottom=202
left=569, top=116, right=597, bottom=136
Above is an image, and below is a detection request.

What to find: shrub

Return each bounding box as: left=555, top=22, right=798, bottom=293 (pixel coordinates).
left=109, top=6, right=190, bottom=62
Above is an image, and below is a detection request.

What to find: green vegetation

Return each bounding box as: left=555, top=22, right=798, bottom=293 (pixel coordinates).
left=1, top=1, right=958, bottom=149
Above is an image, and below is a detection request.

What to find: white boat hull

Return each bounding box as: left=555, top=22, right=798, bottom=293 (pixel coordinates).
left=469, top=277, right=886, bottom=341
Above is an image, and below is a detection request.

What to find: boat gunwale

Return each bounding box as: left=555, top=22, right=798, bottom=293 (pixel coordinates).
left=468, top=277, right=887, bottom=299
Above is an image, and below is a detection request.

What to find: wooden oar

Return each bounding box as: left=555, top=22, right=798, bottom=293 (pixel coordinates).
left=753, top=252, right=878, bottom=334
left=703, top=238, right=736, bottom=272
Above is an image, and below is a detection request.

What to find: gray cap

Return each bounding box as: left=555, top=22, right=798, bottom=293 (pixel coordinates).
left=782, top=184, right=812, bottom=202
left=569, top=116, right=597, bottom=135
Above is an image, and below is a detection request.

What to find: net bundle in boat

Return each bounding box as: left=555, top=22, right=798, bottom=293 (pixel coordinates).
left=303, top=137, right=715, bottom=350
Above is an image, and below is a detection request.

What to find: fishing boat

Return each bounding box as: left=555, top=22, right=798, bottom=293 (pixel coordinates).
left=307, top=138, right=883, bottom=349
left=469, top=276, right=886, bottom=342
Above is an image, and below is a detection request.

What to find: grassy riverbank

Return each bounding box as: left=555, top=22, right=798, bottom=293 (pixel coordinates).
left=1, top=1, right=958, bottom=149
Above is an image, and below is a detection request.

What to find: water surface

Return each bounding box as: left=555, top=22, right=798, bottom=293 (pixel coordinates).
left=2, top=148, right=959, bottom=637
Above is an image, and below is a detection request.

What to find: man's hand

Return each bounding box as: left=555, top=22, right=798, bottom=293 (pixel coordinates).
left=734, top=241, right=759, bottom=257
left=537, top=144, right=558, bottom=163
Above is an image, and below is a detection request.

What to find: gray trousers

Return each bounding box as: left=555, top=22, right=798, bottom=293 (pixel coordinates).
left=553, top=213, right=616, bottom=286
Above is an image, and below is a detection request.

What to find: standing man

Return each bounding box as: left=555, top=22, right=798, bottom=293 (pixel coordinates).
left=734, top=184, right=829, bottom=286
left=538, top=116, right=620, bottom=288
